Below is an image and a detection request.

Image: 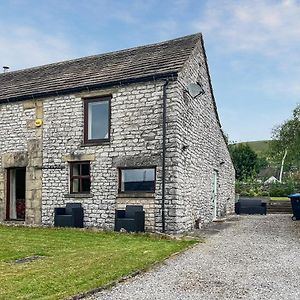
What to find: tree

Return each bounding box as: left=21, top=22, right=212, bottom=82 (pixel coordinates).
left=270, top=104, right=300, bottom=176
left=229, top=143, right=260, bottom=180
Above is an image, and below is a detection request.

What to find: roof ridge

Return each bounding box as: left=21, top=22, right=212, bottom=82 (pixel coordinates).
left=0, top=33, right=202, bottom=76
left=0, top=32, right=202, bottom=102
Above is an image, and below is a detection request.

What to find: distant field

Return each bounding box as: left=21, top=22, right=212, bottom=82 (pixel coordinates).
left=236, top=140, right=274, bottom=156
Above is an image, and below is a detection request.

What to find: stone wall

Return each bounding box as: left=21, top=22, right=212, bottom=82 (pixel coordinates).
left=0, top=100, right=43, bottom=224
left=0, top=42, right=234, bottom=232
left=41, top=82, right=178, bottom=231
left=169, top=37, right=235, bottom=232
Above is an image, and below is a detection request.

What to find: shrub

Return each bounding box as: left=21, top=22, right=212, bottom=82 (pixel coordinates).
left=236, top=180, right=269, bottom=197
left=269, top=182, right=295, bottom=197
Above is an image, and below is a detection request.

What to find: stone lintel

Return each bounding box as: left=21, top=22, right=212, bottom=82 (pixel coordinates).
left=2, top=152, right=28, bottom=168
left=63, top=154, right=96, bottom=162
left=23, top=100, right=43, bottom=110
left=23, top=100, right=36, bottom=110
left=78, top=88, right=118, bottom=99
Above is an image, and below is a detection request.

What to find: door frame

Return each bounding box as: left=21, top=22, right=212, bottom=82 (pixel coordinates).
left=5, top=168, right=11, bottom=220
left=6, top=167, right=26, bottom=221
left=212, top=169, right=218, bottom=220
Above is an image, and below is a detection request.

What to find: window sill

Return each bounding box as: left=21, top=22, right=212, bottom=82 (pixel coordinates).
left=64, top=193, right=93, bottom=198
left=117, top=192, right=155, bottom=198
left=81, top=141, right=110, bottom=147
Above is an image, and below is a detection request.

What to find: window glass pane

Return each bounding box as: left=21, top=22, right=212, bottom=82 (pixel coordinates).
left=72, top=178, right=80, bottom=193
left=121, top=168, right=155, bottom=192
left=72, top=164, right=80, bottom=176
left=88, top=101, right=109, bottom=140
left=70, top=162, right=91, bottom=193
left=82, top=178, right=91, bottom=192
left=81, top=163, right=90, bottom=176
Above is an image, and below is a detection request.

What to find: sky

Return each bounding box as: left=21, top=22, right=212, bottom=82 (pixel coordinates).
left=0, top=0, right=299, bottom=142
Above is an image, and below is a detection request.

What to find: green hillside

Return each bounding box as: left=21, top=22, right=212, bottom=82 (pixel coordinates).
left=235, top=140, right=274, bottom=157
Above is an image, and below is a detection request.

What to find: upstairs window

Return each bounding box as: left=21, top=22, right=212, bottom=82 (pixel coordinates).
left=84, top=96, right=110, bottom=143
left=119, top=168, right=155, bottom=193
left=70, top=162, right=91, bottom=193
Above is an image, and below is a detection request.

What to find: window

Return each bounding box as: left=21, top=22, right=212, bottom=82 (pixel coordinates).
left=119, top=168, right=155, bottom=193
left=70, top=162, right=91, bottom=193
left=84, top=96, right=110, bottom=143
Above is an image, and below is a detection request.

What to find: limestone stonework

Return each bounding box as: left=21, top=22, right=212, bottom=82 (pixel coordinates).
left=0, top=100, right=43, bottom=224
left=0, top=34, right=235, bottom=232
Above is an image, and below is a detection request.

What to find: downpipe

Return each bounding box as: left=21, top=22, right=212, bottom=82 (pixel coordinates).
left=161, top=80, right=169, bottom=233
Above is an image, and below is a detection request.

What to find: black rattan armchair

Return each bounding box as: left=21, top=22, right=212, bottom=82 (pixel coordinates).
left=54, top=203, right=84, bottom=228
left=115, top=205, right=145, bottom=232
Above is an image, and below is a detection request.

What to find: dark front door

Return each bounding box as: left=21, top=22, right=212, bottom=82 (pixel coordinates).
left=6, top=168, right=26, bottom=220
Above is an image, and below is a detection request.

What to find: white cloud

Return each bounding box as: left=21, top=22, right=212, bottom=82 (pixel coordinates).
left=191, top=0, right=300, bottom=99
left=259, top=78, right=300, bottom=99
left=0, top=24, right=77, bottom=71
left=193, top=0, right=300, bottom=58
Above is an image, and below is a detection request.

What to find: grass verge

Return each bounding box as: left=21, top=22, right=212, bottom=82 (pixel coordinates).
left=270, top=197, right=290, bottom=201
left=0, top=226, right=197, bottom=300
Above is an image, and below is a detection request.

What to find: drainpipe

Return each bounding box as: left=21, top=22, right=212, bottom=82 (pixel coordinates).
left=161, top=80, right=169, bottom=233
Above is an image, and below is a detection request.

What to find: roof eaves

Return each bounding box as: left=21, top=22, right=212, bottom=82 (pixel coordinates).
left=199, top=35, right=233, bottom=164
left=0, top=71, right=178, bottom=104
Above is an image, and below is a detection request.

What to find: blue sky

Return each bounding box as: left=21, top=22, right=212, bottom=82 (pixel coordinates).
left=0, top=0, right=299, bottom=142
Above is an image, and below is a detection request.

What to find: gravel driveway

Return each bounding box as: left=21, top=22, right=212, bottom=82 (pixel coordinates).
left=85, top=215, right=300, bottom=300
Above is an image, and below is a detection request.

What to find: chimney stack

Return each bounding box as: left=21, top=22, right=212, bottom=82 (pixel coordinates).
left=3, top=66, right=9, bottom=73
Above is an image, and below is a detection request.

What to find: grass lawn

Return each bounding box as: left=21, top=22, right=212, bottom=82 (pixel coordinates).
left=0, top=226, right=197, bottom=300
left=270, top=197, right=290, bottom=201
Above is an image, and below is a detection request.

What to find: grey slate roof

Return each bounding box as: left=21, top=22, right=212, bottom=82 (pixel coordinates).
left=0, top=33, right=201, bottom=102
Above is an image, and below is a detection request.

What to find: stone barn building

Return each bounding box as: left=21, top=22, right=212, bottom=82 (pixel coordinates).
left=0, top=33, right=235, bottom=233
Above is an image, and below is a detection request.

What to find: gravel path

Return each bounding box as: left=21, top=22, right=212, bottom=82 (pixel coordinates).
left=85, top=215, right=300, bottom=300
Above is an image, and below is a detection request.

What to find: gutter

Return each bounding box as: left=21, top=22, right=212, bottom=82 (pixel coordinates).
left=0, top=72, right=178, bottom=104
left=161, top=79, right=169, bottom=233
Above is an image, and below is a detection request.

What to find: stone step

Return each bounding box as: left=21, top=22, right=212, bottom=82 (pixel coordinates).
left=268, top=207, right=292, bottom=209
left=268, top=206, right=292, bottom=209
left=268, top=209, right=292, bottom=212
left=268, top=203, right=291, bottom=206
left=269, top=200, right=291, bottom=205
left=267, top=201, right=292, bottom=214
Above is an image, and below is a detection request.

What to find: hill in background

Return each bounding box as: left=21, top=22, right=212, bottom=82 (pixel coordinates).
left=234, top=140, right=279, bottom=179
left=235, top=140, right=273, bottom=157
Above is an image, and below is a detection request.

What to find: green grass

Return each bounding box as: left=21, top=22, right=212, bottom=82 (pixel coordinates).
left=270, top=197, right=290, bottom=201
left=0, top=226, right=197, bottom=300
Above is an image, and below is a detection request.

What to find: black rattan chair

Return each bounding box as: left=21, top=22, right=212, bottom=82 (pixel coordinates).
left=115, top=205, right=145, bottom=232
left=235, top=199, right=267, bottom=215
left=54, top=203, right=84, bottom=228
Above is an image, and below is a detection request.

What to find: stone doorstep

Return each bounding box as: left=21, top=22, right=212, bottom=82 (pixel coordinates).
left=1, top=220, right=26, bottom=226
left=212, top=218, right=227, bottom=223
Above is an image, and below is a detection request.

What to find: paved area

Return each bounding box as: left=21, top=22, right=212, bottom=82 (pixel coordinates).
left=86, top=215, right=300, bottom=300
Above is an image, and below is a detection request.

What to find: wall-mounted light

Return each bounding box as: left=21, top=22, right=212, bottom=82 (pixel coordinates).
left=35, top=119, right=43, bottom=127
